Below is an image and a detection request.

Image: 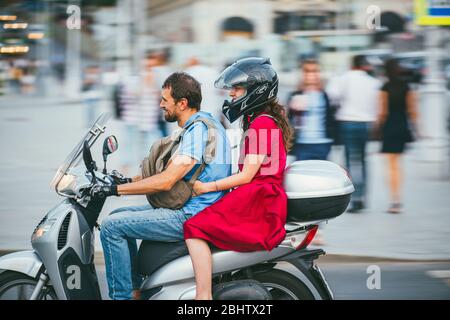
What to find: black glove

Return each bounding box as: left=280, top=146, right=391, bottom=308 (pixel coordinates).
left=89, top=184, right=118, bottom=199
left=110, top=170, right=132, bottom=185
left=111, top=176, right=132, bottom=185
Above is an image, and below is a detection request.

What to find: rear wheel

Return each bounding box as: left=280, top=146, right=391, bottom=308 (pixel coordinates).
left=0, top=271, right=57, bottom=300
left=251, top=269, right=316, bottom=300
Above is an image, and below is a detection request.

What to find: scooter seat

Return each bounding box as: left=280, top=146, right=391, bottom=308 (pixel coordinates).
left=137, top=240, right=224, bottom=276
left=137, top=240, right=189, bottom=277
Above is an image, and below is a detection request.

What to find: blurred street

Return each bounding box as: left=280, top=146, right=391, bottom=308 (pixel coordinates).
left=1, top=0, right=450, bottom=301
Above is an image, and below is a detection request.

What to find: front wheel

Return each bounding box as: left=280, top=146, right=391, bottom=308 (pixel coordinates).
left=0, top=271, right=57, bottom=300
left=251, top=269, right=316, bottom=300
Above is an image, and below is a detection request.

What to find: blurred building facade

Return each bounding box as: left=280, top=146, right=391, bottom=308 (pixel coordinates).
left=146, top=0, right=414, bottom=42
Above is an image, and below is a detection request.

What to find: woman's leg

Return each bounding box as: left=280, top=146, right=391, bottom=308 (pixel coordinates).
left=186, top=238, right=213, bottom=300
left=387, top=153, right=402, bottom=204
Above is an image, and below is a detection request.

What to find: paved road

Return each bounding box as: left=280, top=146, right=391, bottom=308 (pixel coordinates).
left=95, top=261, right=450, bottom=300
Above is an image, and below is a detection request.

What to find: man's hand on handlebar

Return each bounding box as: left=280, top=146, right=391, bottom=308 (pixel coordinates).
left=89, top=184, right=118, bottom=199
left=109, top=170, right=132, bottom=185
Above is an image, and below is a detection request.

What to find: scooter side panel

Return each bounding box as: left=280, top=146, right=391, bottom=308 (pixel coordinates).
left=142, top=246, right=294, bottom=290
left=32, top=200, right=98, bottom=299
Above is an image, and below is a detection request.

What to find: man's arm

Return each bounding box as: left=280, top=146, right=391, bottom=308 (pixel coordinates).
left=325, top=75, right=342, bottom=102
left=117, top=155, right=196, bottom=195
left=131, top=175, right=143, bottom=182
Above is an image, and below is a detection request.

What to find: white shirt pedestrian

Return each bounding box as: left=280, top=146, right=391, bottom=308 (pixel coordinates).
left=326, top=70, right=382, bottom=122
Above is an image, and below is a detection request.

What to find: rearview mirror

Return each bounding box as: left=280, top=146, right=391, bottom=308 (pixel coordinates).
left=103, top=135, right=118, bottom=159
left=102, top=135, right=118, bottom=174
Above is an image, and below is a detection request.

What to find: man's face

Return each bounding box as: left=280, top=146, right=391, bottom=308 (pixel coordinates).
left=160, top=87, right=183, bottom=122
left=302, top=63, right=320, bottom=87
left=144, top=56, right=157, bottom=70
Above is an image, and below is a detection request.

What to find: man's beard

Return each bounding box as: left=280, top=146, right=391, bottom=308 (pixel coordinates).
left=164, top=111, right=178, bottom=123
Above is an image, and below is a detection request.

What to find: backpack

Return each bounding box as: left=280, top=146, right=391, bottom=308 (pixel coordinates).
left=141, top=117, right=217, bottom=209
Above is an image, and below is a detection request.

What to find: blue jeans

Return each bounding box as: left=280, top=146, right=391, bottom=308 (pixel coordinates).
left=295, top=143, right=332, bottom=161
left=100, top=204, right=190, bottom=300
left=339, top=121, right=371, bottom=203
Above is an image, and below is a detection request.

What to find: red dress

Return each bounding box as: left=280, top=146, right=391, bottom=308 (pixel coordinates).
left=184, top=114, right=287, bottom=252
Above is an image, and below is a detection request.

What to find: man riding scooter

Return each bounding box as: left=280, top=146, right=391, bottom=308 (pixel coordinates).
left=0, top=59, right=353, bottom=301
left=92, top=72, right=231, bottom=300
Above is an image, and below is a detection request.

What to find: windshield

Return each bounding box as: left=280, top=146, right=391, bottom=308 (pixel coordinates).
left=50, top=113, right=110, bottom=190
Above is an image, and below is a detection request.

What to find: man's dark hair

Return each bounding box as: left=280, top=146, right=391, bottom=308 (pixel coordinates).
left=162, top=72, right=202, bottom=110
left=352, top=55, right=369, bottom=69
left=301, top=58, right=319, bottom=67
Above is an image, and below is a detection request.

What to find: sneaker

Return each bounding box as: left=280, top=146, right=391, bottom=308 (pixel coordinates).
left=387, top=203, right=402, bottom=214
left=132, top=289, right=141, bottom=300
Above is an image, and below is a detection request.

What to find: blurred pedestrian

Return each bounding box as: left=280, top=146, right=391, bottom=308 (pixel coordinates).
left=288, top=59, right=335, bottom=161
left=8, top=62, right=22, bottom=94
left=116, top=74, right=140, bottom=176
left=151, top=49, right=173, bottom=136
left=20, top=66, right=36, bottom=95
left=82, top=65, right=102, bottom=128
left=184, top=57, right=223, bottom=121
left=136, top=53, right=164, bottom=161
left=287, top=59, right=335, bottom=245
left=376, top=59, right=419, bottom=214
left=116, top=53, right=163, bottom=176
left=327, top=55, right=382, bottom=213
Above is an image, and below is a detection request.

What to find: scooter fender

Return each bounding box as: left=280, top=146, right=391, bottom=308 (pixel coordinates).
left=0, top=250, right=43, bottom=279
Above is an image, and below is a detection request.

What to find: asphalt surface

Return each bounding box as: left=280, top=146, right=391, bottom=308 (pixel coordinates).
left=94, top=261, right=450, bottom=300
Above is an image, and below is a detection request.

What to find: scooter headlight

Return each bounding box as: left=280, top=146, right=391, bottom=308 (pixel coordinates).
left=56, top=174, right=76, bottom=193
left=32, top=218, right=57, bottom=241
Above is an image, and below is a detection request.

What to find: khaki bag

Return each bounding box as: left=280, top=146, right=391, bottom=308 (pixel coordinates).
left=141, top=117, right=217, bottom=209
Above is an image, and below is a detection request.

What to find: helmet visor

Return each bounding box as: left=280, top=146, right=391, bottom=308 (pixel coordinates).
left=214, top=65, right=249, bottom=90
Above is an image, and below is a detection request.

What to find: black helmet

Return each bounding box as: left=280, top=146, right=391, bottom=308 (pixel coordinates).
left=215, top=57, right=278, bottom=123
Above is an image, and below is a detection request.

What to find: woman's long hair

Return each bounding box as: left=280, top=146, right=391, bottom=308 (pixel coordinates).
left=385, top=58, right=402, bottom=82
left=242, top=100, right=295, bottom=152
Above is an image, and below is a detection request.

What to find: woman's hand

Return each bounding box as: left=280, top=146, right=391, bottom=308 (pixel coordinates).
left=193, top=180, right=210, bottom=196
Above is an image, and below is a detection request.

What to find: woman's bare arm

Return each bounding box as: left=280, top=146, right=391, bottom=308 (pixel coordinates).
left=196, top=154, right=266, bottom=194
left=406, top=90, right=418, bottom=123
left=377, top=91, right=389, bottom=125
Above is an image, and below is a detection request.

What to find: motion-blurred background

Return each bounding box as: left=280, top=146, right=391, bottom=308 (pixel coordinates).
left=0, top=0, right=449, bottom=299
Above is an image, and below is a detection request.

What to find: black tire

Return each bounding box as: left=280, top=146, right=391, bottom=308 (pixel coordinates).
left=0, top=271, right=57, bottom=300
left=251, top=269, right=316, bottom=300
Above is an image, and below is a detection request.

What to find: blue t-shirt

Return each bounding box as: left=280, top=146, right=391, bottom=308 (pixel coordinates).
left=177, top=111, right=231, bottom=215
left=297, top=91, right=333, bottom=144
